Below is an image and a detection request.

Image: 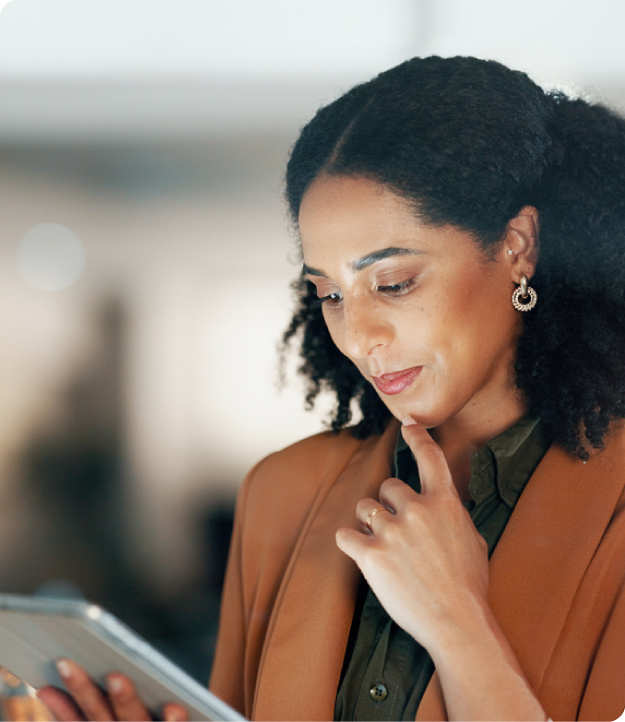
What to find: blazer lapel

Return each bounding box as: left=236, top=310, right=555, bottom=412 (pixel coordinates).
left=253, top=422, right=399, bottom=721
left=417, top=427, right=625, bottom=720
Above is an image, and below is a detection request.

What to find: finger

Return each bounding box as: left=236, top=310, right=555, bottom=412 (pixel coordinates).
left=56, top=659, right=114, bottom=721
left=162, top=702, right=189, bottom=721
left=355, top=497, right=393, bottom=533
left=37, top=686, right=87, bottom=721
left=401, top=417, right=455, bottom=495
left=377, top=476, right=417, bottom=511
left=106, top=674, right=152, bottom=721
left=336, top=525, right=372, bottom=561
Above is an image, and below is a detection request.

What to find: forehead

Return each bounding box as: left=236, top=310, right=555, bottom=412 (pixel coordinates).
left=298, top=175, right=479, bottom=268
left=299, top=176, right=416, bottom=250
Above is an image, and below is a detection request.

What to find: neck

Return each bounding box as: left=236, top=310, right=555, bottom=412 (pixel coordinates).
left=429, top=400, right=528, bottom=501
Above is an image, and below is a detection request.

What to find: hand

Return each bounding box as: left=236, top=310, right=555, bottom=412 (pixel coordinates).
left=335, top=417, right=489, bottom=651
left=37, top=659, right=188, bottom=721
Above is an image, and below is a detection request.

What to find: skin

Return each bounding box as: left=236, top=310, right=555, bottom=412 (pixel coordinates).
left=37, top=659, right=187, bottom=721
left=300, top=175, right=547, bottom=720
left=39, top=173, right=545, bottom=721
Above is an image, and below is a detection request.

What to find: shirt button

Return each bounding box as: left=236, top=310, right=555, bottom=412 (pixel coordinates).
left=369, top=683, right=388, bottom=702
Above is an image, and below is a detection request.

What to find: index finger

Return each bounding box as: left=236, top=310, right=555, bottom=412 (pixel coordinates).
left=401, top=417, right=455, bottom=495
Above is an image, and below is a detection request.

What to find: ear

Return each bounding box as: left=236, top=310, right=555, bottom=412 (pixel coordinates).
left=502, top=205, right=539, bottom=282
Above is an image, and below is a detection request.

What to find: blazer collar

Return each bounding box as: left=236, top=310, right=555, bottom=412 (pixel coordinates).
left=417, top=426, right=625, bottom=720
left=253, top=422, right=625, bottom=721
left=253, top=420, right=399, bottom=721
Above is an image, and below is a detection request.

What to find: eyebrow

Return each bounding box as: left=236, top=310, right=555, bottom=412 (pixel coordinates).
left=303, top=247, right=423, bottom=277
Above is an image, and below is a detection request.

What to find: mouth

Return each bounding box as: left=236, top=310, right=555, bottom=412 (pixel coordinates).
left=370, top=367, right=422, bottom=396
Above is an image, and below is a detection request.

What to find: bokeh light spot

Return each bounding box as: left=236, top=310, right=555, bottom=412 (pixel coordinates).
left=17, top=223, right=85, bottom=291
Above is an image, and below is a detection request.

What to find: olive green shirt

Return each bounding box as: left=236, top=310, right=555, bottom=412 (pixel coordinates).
left=335, top=416, right=550, bottom=721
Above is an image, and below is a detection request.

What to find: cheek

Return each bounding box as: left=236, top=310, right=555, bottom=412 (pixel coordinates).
left=422, top=279, right=514, bottom=361
left=451, top=265, right=512, bottom=320
left=321, top=308, right=340, bottom=343
left=321, top=310, right=354, bottom=363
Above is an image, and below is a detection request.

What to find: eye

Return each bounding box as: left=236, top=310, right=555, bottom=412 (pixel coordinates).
left=316, top=291, right=344, bottom=307
left=377, top=278, right=416, bottom=296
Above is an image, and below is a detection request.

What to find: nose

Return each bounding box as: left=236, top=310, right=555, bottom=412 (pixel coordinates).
left=340, top=297, right=394, bottom=360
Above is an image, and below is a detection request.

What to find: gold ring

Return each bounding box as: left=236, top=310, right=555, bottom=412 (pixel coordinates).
left=365, top=506, right=388, bottom=531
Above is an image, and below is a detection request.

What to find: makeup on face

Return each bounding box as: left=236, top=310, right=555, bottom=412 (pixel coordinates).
left=299, top=175, right=524, bottom=431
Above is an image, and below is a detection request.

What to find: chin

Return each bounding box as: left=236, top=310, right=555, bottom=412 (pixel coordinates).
left=386, top=401, right=446, bottom=429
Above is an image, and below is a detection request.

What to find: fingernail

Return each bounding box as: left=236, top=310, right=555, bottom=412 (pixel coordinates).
left=108, top=676, right=124, bottom=694
left=56, top=660, right=72, bottom=680
left=164, top=711, right=183, bottom=722
left=402, top=416, right=418, bottom=426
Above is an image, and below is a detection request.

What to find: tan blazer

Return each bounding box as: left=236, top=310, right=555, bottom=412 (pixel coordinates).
left=209, top=420, right=625, bottom=721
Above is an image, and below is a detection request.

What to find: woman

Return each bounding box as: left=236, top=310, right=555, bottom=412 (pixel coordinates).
left=208, top=56, right=625, bottom=721
left=41, top=56, right=625, bottom=721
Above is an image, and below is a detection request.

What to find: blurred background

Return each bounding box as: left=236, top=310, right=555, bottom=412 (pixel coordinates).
left=0, top=0, right=624, bottom=699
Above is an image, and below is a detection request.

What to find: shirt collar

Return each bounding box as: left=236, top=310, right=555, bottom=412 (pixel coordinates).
left=394, top=415, right=548, bottom=508
left=471, top=415, right=544, bottom=508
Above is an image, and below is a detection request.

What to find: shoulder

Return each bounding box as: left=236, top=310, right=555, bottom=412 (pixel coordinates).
left=238, top=427, right=368, bottom=512
left=234, top=421, right=398, bottom=545
left=251, top=427, right=363, bottom=476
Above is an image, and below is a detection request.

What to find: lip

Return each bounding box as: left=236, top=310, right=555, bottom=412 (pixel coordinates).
left=371, top=366, right=422, bottom=395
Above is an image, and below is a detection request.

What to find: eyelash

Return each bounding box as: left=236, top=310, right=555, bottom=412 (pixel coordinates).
left=313, top=292, right=342, bottom=308
left=314, top=278, right=417, bottom=308
left=377, top=278, right=416, bottom=296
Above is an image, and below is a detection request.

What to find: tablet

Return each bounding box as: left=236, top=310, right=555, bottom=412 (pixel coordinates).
left=0, top=593, right=245, bottom=721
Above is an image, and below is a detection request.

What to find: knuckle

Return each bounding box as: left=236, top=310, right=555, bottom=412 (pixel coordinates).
left=355, top=498, right=371, bottom=515
left=76, top=691, right=108, bottom=719
left=420, top=439, right=445, bottom=461
left=403, top=500, right=423, bottom=526
left=382, top=521, right=404, bottom=545
left=380, top=476, right=404, bottom=496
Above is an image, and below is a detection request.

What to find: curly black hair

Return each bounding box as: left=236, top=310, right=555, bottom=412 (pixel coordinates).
left=281, top=56, right=625, bottom=459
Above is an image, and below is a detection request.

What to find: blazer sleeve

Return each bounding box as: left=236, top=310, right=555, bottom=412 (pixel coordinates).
left=207, top=435, right=336, bottom=719
left=207, top=426, right=394, bottom=720
left=208, top=460, right=256, bottom=717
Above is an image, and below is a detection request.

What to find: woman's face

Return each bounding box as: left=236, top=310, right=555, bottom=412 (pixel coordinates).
left=299, top=175, right=531, bottom=430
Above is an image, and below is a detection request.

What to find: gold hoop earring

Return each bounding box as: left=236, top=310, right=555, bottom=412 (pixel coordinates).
left=511, top=275, right=537, bottom=312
